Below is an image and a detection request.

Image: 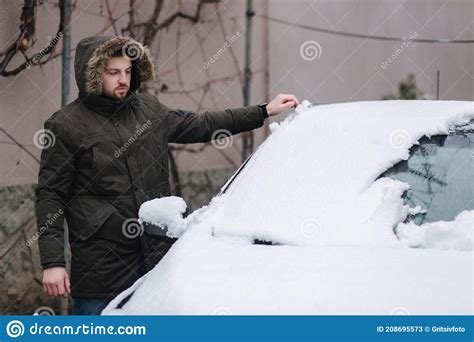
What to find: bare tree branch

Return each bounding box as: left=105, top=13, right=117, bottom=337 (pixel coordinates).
left=0, top=0, right=70, bottom=77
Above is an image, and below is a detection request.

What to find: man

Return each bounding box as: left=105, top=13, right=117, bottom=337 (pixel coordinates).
left=36, top=36, right=299, bottom=315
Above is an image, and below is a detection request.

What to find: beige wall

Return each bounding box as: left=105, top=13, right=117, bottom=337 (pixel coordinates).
left=1, top=0, right=473, bottom=185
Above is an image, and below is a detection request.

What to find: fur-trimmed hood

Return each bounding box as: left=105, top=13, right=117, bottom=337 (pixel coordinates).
left=74, top=36, right=155, bottom=96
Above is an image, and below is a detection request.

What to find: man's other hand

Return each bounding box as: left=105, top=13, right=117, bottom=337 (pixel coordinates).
left=43, top=266, right=71, bottom=297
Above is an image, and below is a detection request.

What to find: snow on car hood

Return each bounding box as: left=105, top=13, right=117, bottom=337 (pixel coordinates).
left=205, top=100, right=474, bottom=247
left=103, top=219, right=473, bottom=315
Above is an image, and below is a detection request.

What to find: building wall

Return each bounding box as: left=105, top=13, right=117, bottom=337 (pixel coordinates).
left=1, top=0, right=473, bottom=185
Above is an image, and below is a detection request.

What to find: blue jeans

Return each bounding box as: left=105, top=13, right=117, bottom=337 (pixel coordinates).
left=72, top=297, right=112, bottom=315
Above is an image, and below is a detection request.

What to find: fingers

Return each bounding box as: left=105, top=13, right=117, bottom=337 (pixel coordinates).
left=57, top=281, right=66, bottom=296
left=279, top=94, right=300, bottom=107
left=43, top=274, right=70, bottom=297
left=45, top=283, right=54, bottom=296
left=43, top=279, right=53, bottom=296
left=65, top=274, right=71, bottom=295
left=281, top=101, right=296, bottom=110
left=266, top=94, right=300, bottom=117
left=45, top=283, right=65, bottom=297
left=52, top=284, right=59, bottom=296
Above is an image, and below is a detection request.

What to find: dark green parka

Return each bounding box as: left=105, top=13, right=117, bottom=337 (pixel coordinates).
left=35, top=36, right=266, bottom=299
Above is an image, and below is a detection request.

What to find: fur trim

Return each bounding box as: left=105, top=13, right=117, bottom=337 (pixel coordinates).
left=85, top=36, right=156, bottom=94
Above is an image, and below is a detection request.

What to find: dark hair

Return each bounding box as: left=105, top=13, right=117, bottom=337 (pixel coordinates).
left=111, top=49, right=124, bottom=58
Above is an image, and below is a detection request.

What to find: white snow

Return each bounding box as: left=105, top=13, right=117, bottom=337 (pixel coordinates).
left=103, top=100, right=474, bottom=315
left=104, top=222, right=473, bottom=315
left=407, top=205, right=427, bottom=216
left=396, top=210, right=474, bottom=251
left=138, top=196, right=187, bottom=238
left=208, top=100, right=474, bottom=247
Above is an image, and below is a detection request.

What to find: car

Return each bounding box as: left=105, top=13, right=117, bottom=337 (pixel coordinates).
left=103, top=100, right=473, bottom=315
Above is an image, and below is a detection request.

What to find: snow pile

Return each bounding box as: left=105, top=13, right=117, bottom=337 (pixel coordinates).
left=396, top=210, right=474, bottom=251
left=138, top=196, right=187, bottom=238
left=208, top=100, right=474, bottom=247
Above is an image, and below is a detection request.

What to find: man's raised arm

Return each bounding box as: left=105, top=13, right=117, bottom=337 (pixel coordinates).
left=160, top=94, right=299, bottom=144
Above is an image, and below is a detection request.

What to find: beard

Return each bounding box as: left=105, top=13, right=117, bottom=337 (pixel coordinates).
left=114, top=86, right=129, bottom=99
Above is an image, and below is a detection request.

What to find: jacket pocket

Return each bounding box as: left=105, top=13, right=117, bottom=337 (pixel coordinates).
left=80, top=202, right=116, bottom=240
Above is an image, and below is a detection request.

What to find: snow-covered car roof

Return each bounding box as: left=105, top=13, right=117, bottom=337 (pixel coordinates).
left=103, top=100, right=474, bottom=315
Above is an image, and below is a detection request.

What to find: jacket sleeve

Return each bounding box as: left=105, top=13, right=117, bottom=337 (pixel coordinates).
left=35, top=117, right=75, bottom=269
left=161, top=101, right=267, bottom=144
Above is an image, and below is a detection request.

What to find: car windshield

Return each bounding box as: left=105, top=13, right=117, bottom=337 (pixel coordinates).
left=380, top=120, right=474, bottom=224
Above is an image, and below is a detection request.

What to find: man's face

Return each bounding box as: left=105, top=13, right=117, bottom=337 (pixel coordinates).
left=101, top=57, right=132, bottom=100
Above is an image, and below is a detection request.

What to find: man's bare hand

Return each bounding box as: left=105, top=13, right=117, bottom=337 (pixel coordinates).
left=43, top=266, right=71, bottom=297
left=266, top=94, right=300, bottom=117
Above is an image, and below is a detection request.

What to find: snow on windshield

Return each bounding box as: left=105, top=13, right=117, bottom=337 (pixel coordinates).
left=204, top=100, right=473, bottom=248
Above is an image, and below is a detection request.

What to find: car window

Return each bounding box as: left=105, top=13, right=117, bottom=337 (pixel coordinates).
left=379, top=120, right=473, bottom=224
